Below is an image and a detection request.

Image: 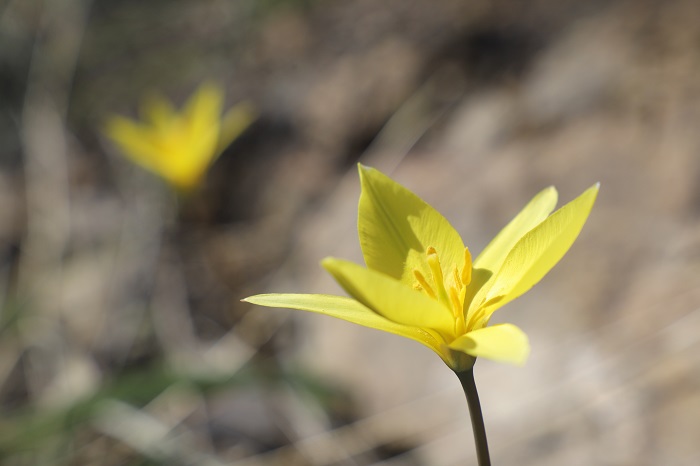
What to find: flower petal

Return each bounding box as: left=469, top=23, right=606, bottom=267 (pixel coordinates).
left=217, top=101, right=256, bottom=153
left=473, top=184, right=599, bottom=326
left=357, top=164, right=465, bottom=287
left=322, top=257, right=455, bottom=337
left=242, top=293, right=445, bottom=353
left=140, top=93, right=176, bottom=130
left=474, top=186, right=558, bottom=273
left=449, top=323, right=530, bottom=365
left=183, top=83, right=223, bottom=159
left=185, top=83, right=224, bottom=126
left=104, top=116, right=160, bottom=171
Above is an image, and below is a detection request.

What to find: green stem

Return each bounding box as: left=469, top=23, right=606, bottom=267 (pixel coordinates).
left=456, top=368, right=491, bottom=466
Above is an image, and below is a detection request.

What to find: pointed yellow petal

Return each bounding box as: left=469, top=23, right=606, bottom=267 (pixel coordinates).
left=185, top=83, right=224, bottom=134
left=476, top=184, right=599, bottom=325
left=357, top=165, right=465, bottom=287
left=217, top=101, right=256, bottom=153
left=322, top=257, right=455, bottom=336
left=182, top=83, right=223, bottom=160
left=474, top=186, right=558, bottom=273
left=104, top=116, right=160, bottom=171
left=139, top=93, right=176, bottom=129
left=449, top=323, right=529, bottom=365
left=242, top=293, right=445, bottom=353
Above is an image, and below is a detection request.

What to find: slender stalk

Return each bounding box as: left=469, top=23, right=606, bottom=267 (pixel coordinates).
left=456, top=369, right=491, bottom=466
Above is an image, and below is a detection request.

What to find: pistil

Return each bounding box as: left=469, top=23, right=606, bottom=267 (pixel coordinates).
left=412, top=246, right=472, bottom=336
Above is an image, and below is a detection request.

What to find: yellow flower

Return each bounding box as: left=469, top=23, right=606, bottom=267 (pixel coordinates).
left=244, top=165, right=598, bottom=371
left=105, top=83, right=255, bottom=191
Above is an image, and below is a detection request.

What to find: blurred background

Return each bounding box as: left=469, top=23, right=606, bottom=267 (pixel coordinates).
left=1, top=0, right=700, bottom=464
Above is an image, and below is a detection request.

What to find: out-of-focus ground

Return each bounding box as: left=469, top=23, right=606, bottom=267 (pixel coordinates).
left=1, top=0, right=700, bottom=464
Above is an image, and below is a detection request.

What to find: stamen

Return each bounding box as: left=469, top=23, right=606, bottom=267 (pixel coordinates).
left=426, top=247, right=449, bottom=303
left=453, top=268, right=462, bottom=289
left=426, top=247, right=443, bottom=281
left=467, top=307, right=486, bottom=332
left=461, top=247, right=472, bottom=286
left=450, top=287, right=466, bottom=334
left=413, top=270, right=436, bottom=299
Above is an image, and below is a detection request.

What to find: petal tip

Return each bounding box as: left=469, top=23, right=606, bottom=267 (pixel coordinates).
left=241, top=295, right=263, bottom=304
left=543, top=185, right=559, bottom=205
left=357, top=163, right=374, bottom=179
left=320, top=256, right=337, bottom=268
left=583, top=182, right=600, bottom=201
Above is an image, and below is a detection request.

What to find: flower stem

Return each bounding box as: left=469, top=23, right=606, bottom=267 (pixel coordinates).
left=456, top=368, right=491, bottom=466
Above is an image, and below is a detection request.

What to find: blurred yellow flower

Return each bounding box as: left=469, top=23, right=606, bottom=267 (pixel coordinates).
left=105, top=83, right=255, bottom=190
left=244, top=165, right=598, bottom=372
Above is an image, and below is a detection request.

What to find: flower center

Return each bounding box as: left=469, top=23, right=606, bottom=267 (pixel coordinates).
left=412, top=246, right=472, bottom=336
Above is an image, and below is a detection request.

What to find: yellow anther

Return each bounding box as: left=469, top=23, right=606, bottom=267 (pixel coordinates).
left=413, top=269, right=436, bottom=299
left=426, top=248, right=443, bottom=282
left=461, top=247, right=472, bottom=286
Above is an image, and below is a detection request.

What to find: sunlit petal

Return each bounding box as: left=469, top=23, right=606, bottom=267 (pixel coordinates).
left=322, top=257, right=455, bottom=336
left=474, top=186, right=558, bottom=273
left=475, top=184, right=599, bottom=326
left=242, top=293, right=446, bottom=353
left=358, top=164, right=465, bottom=286
left=449, top=323, right=529, bottom=365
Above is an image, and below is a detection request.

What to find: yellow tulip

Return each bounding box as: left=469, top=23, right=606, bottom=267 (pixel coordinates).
left=244, top=165, right=598, bottom=372
left=105, top=83, right=254, bottom=191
